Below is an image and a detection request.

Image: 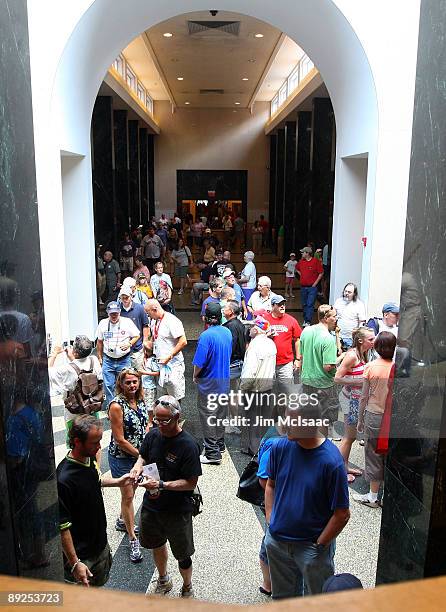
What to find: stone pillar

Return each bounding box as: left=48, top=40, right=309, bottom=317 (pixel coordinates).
left=92, top=96, right=116, bottom=252
left=376, top=0, right=446, bottom=584
left=309, top=98, right=335, bottom=247
left=268, top=134, right=277, bottom=247
left=148, top=134, right=155, bottom=222
left=283, top=121, right=297, bottom=257
left=128, top=120, right=141, bottom=228
left=0, top=0, right=62, bottom=580
left=113, top=110, right=130, bottom=236
left=295, top=111, right=312, bottom=250
left=274, top=128, right=286, bottom=253
left=139, top=128, right=148, bottom=227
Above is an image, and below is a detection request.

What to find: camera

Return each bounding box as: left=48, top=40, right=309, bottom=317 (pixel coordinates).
left=210, top=9, right=218, bottom=16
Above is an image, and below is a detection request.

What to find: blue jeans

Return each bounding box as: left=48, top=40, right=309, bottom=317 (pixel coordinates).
left=102, top=353, right=131, bottom=408
left=265, top=528, right=335, bottom=598
left=300, top=286, right=318, bottom=324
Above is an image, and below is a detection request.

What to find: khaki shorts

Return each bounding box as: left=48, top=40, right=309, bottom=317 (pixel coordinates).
left=302, top=384, right=340, bottom=425
left=140, top=507, right=194, bottom=560
left=64, top=542, right=112, bottom=587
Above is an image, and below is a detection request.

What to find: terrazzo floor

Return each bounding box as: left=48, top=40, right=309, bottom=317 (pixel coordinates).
left=52, top=338, right=381, bottom=604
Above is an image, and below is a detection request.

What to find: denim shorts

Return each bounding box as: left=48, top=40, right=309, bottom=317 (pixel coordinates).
left=108, top=453, right=136, bottom=478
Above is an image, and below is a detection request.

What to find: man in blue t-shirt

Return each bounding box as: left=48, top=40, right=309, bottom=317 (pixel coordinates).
left=193, top=302, right=232, bottom=465
left=264, top=404, right=350, bottom=599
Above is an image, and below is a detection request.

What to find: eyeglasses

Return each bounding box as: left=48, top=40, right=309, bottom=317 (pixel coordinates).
left=153, top=417, right=173, bottom=425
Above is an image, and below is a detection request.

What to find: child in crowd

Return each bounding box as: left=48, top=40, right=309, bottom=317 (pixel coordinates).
left=354, top=331, right=397, bottom=508
left=138, top=341, right=160, bottom=427
left=136, top=272, right=153, bottom=299
left=284, top=252, right=297, bottom=298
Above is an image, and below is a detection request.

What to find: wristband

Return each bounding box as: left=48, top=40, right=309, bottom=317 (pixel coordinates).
left=159, top=480, right=164, bottom=490
left=70, top=559, right=81, bottom=574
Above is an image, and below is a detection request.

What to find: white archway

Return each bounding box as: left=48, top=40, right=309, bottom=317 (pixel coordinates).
left=27, top=0, right=420, bottom=338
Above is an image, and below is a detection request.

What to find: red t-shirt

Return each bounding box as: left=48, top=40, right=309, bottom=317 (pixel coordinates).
left=262, top=312, right=302, bottom=365
left=296, top=257, right=323, bottom=287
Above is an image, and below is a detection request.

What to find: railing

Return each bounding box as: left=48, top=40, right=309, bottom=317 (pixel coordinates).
left=270, top=53, right=315, bottom=116
left=111, top=53, right=154, bottom=116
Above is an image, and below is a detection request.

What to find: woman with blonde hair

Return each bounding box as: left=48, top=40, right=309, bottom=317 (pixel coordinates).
left=334, top=326, right=375, bottom=482
left=108, top=368, right=149, bottom=563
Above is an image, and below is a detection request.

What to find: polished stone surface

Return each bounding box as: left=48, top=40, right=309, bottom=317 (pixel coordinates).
left=139, top=127, right=148, bottom=225
left=128, top=120, right=141, bottom=229
left=0, top=0, right=61, bottom=580
left=295, top=112, right=312, bottom=249
left=310, top=98, right=335, bottom=247
left=148, top=134, right=155, bottom=220
left=376, top=0, right=446, bottom=584
left=274, top=128, right=285, bottom=235
left=283, top=121, right=297, bottom=257
left=114, top=110, right=130, bottom=235
left=268, top=134, right=277, bottom=243
left=92, top=96, right=116, bottom=250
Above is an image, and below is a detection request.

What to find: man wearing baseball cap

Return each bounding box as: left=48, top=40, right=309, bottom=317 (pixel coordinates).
left=118, top=286, right=150, bottom=371
left=192, top=302, right=232, bottom=464
left=295, top=247, right=324, bottom=326
left=95, top=302, right=140, bottom=407
left=366, top=302, right=410, bottom=370
left=262, top=295, right=302, bottom=403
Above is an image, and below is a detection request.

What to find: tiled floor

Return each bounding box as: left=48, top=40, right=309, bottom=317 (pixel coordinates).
left=52, top=341, right=381, bottom=603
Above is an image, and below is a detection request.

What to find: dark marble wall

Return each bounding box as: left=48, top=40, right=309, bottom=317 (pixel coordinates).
left=309, top=98, right=335, bottom=247
left=268, top=135, right=277, bottom=243
left=148, top=134, right=155, bottom=221
left=283, top=121, right=297, bottom=256
left=274, top=128, right=286, bottom=235
left=113, top=110, right=130, bottom=238
left=92, top=96, right=116, bottom=252
left=376, top=0, right=446, bottom=584
left=128, top=120, right=141, bottom=229
left=295, top=112, right=312, bottom=249
left=0, top=0, right=61, bottom=579
left=139, top=128, right=148, bottom=226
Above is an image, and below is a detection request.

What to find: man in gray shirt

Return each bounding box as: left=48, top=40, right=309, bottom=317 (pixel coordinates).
left=103, top=251, right=121, bottom=302
left=141, top=228, right=164, bottom=272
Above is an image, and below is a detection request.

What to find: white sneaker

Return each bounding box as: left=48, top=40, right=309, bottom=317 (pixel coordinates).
left=177, top=289, right=183, bottom=294
left=153, top=575, right=173, bottom=595
left=200, top=455, right=221, bottom=465
left=129, top=538, right=143, bottom=563
left=353, top=493, right=380, bottom=508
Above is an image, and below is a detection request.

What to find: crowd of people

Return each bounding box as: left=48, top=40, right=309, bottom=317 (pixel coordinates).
left=49, top=211, right=403, bottom=599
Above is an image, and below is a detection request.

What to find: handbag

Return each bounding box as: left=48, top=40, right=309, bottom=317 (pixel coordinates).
left=236, top=453, right=265, bottom=508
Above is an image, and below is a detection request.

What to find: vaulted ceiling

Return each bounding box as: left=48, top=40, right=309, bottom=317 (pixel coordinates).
left=121, top=11, right=306, bottom=109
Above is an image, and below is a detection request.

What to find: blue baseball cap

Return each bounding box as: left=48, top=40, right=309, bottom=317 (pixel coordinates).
left=322, top=573, right=363, bottom=592
left=106, top=301, right=121, bottom=313
left=271, top=294, right=287, bottom=305
left=382, top=302, right=399, bottom=314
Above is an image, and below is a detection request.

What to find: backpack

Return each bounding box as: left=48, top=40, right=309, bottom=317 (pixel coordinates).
left=64, top=357, right=104, bottom=415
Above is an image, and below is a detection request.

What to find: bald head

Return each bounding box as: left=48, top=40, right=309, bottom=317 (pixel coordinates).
left=144, top=299, right=164, bottom=319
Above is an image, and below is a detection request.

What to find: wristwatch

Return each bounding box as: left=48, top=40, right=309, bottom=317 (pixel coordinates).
left=158, top=480, right=164, bottom=490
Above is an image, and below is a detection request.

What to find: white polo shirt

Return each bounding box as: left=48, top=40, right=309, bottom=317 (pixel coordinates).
left=96, top=316, right=139, bottom=358
left=248, top=290, right=278, bottom=314
left=333, top=297, right=366, bottom=339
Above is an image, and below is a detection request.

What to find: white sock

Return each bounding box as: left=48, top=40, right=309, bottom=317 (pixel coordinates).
left=368, top=491, right=378, bottom=502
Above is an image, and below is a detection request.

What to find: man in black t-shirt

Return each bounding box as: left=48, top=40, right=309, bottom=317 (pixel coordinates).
left=209, top=249, right=236, bottom=280
left=57, top=415, right=132, bottom=586
left=131, top=396, right=202, bottom=598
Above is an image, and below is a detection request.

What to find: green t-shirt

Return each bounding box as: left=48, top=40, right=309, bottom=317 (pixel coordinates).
left=300, top=324, right=337, bottom=388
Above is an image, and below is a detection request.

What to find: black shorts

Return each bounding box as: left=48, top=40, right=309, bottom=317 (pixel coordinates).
left=139, top=507, right=194, bottom=560
left=64, top=542, right=112, bottom=587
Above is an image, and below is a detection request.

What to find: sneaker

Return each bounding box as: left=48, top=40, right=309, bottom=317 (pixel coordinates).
left=353, top=493, right=380, bottom=508
left=129, top=538, right=143, bottom=563
left=200, top=455, right=221, bottom=465
left=115, top=517, right=140, bottom=536
left=153, top=575, right=173, bottom=595
left=177, top=289, right=183, bottom=295
left=180, top=584, right=194, bottom=598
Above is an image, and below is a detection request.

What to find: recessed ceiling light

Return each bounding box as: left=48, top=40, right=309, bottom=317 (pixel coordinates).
left=242, top=77, right=249, bottom=81
left=163, top=32, right=173, bottom=38
left=255, top=33, right=264, bottom=38
left=177, top=76, right=184, bottom=81
left=185, top=101, right=190, bottom=105
left=248, top=59, right=256, bottom=63
left=235, top=102, right=241, bottom=105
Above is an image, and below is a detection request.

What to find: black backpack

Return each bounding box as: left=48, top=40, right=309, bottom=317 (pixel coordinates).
left=64, top=358, right=104, bottom=415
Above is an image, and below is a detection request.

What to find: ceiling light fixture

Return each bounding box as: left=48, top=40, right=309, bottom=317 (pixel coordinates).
left=248, top=59, right=256, bottom=63
left=235, top=102, right=241, bottom=105
left=185, top=101, right=190, bottom=105
left=255, top=33, right=264, bottom=38
left=242, top=77, right=249, bottom=81
left=177, top=76, right=184, bottom=81
left=163, top=32, right=173, bottom=37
